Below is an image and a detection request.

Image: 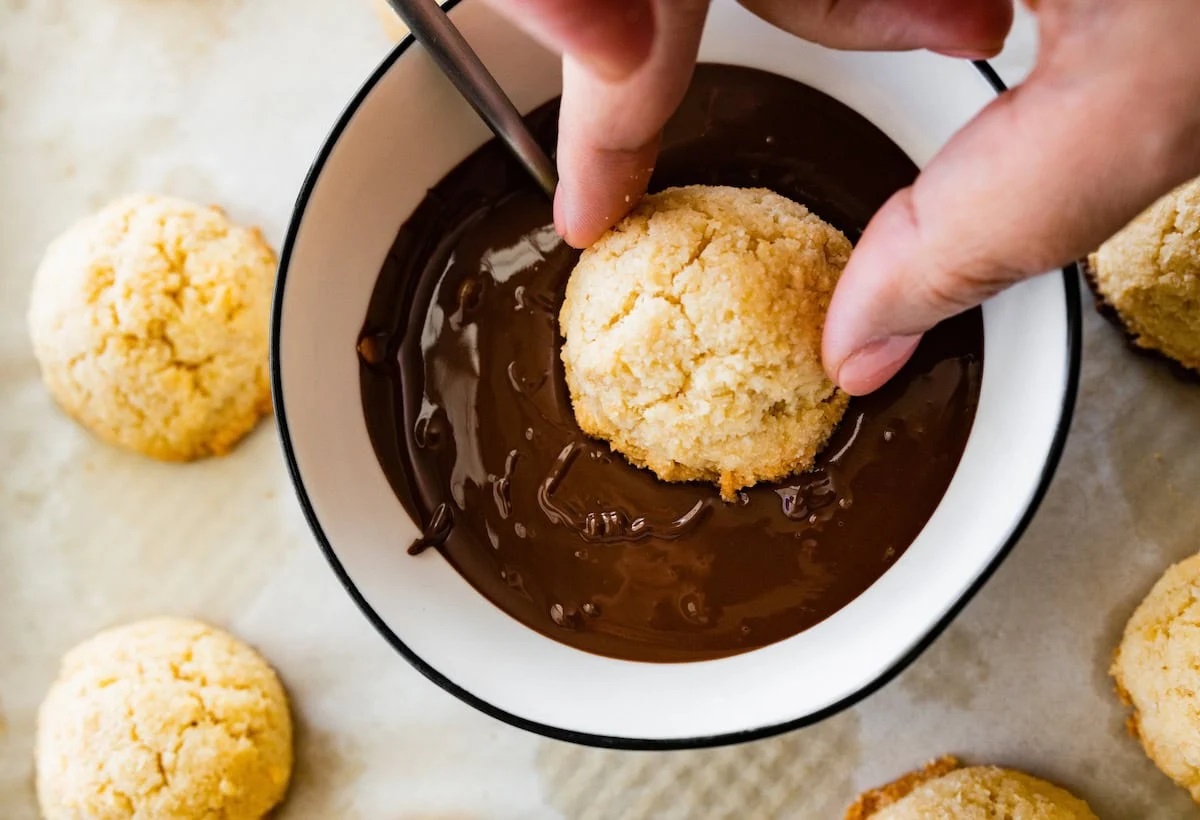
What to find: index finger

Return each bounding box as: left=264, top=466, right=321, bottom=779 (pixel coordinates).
left=555, top=0, right=710, bottom=247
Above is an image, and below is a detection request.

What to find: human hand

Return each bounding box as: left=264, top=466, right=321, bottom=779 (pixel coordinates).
left=484, top=0, right=1200, bottom=394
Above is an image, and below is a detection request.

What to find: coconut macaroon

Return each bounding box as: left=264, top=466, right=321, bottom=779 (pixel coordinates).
left=36, top=618, right=293, bottom=820
left=845, top=757, right=1097, bottom=820
left=559, top=185, right=851, bottom=500
left=1088, top=176, right=1200, bottom=373
left=1112, top=552, right=1200, bottom=803
left=27, top=194, right=276, bottom=460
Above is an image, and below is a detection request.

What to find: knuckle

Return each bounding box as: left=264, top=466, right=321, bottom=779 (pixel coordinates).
left=916, top=256, right=1029, bottom=315
left=897, top=187, right=1027, bottom=315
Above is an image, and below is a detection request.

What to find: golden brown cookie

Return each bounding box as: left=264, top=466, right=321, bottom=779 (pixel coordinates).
left=36, top=618, right=293, bottom=820
left=846, top=757, right=1096, bottom=820
left=559, top=185, right=850, bottom=500
left=1112, top=552, right=1200, bottom=803
left=1088, top=176, right=1200, bottom=374
left=27, top=194, right=275, bottom=460
left=845, top=756, right=961, bottom=819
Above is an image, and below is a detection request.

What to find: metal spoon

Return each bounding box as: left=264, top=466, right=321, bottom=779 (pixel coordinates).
left=384, top=0, right=558, bottom=198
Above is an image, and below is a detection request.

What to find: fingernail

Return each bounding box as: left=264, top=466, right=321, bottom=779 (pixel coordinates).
left=553, top=189, right=570, bottom=239
left=553, top=191, right=592, bottom=249
left=835, top=335, right=922, bottom=395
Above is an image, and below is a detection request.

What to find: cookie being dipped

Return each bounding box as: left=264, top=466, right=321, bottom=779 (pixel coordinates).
left=1087, top=176, right=1200, bottom=374
left=36, top=618, right=292, bottom=820
left=559, top=185, right=850, bottom=501
left=845, top=757, right=1097, bottom=820
left=27, top=194, right=275, bottom=460
left=1112, top=552, right=1200, bottom=803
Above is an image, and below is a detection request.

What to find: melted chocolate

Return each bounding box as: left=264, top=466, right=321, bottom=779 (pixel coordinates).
left=359, top=64, right=984, bottom=662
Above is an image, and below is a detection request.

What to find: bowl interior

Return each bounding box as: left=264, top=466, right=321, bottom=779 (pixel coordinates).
left=275, top=0, right=1077, bottom=745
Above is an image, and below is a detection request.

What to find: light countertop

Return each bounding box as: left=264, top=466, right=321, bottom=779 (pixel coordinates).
left=2, top=2, right=1198, bottom=817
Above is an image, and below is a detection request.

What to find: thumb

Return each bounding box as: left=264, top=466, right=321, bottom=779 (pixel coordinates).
left=823, top=33, right=1200, bottom=395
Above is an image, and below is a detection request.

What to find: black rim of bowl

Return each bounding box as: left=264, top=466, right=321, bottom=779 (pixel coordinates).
left=270, top=14, right=1084, bottom=751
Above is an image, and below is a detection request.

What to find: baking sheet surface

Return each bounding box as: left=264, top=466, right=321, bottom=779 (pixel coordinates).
left=2, top=2, right=1197, bottom=817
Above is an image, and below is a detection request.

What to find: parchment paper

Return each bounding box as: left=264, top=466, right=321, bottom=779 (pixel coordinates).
left=2, top=2, right=1198, bottom=817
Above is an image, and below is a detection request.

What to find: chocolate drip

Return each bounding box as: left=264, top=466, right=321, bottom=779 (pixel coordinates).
left=536, top=442, right=712, bottom=543
left=408, top=502, right=454, bottom=555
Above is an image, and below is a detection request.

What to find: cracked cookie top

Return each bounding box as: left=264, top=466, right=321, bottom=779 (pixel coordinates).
left=1112, top=552, right=1200, bottom=804
left=848, top=760, right=1096, bottom=820
left=559, top=185, right=850, bottom=500
left=1089, top=176, right=1200, bottom=373
left=35, top=617, right=292, bottom=820
left=27, top=194, right=275, bottom=460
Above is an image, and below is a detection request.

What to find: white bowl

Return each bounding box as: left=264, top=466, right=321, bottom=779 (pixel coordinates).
left=273, top=0, right=1081, bottom=748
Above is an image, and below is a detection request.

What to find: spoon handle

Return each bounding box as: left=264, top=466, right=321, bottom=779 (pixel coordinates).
left=385, top=0, right=559, bottom=199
